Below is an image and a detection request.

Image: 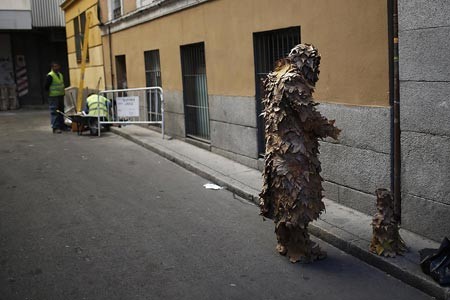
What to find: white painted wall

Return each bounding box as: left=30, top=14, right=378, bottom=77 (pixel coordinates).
left=0, top=0, right=32, bottom=29
left=0, top=0, right=31, bottom=10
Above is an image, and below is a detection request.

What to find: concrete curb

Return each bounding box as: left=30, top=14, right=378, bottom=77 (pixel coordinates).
left=111, top=128, right=450, bottom=300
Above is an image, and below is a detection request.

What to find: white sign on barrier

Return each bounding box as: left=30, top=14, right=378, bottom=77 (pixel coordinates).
left=117, top=96, right=140, bottom=117
left=97, top=87, right=164, bottom=138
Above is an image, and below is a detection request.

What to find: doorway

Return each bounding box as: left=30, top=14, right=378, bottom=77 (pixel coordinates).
left=180, top=42, right=210, bottom=141
left=115, top=55, right=127, bottom=90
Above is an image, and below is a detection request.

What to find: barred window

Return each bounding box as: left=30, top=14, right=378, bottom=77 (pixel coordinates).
left=73, top=12, right=89, bottom=63
left=253, top=26, right=300, bottom=154
left=144, top=50, right=162, bottom=123
left=113, top=0, right=122, bottom=18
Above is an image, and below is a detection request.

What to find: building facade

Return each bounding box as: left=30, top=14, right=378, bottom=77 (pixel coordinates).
left=92, top=0, right=448, bottom=242
left=61, top=0, right=106, bottom=92
left=0, top=0, right=69, bottom=107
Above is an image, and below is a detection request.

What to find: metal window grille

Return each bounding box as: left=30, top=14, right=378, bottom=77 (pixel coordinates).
left=74, top=12, right=89, bottom=63
left=253, top=26, right=301, bottom=155
left=180, top=42, right=210, bottom=141
left=144, top=50, right=162, bottom=124
left=113, top=0, right=122, bottom=18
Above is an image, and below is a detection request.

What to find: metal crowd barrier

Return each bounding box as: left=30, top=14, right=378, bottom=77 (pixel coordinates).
left=95, top=87, right=164, bottom=138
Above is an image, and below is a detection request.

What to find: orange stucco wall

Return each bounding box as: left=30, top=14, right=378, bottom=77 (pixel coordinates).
left=103, top=0, right=389, bottom=106
left=123, top=0, right=136, bottom=15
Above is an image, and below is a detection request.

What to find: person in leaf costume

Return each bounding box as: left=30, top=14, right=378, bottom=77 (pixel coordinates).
left=370, top=188, right=407, bottom=257
left=260, top=44, right=340, bottom=263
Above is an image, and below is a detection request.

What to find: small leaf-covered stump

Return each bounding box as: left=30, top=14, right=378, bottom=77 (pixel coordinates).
left=370, top=188, right=407, bottom=257
left=259, top=44, right=340, bottom=263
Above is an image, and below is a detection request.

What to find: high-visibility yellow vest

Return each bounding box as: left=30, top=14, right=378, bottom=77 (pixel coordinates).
left=48, top=71, right=65, bottom=97
left=86, top=95, right=110, bottom=118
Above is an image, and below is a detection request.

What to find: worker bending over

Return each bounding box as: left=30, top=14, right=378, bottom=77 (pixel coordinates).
left=84, top=93, right=112, bottom=135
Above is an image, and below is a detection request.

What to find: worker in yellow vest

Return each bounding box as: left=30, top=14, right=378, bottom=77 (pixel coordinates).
left=44, top=62, right=65, bottom=134
left=84, top=93, right=111, bottom=118
left=84, top=93, right=112, bottom=135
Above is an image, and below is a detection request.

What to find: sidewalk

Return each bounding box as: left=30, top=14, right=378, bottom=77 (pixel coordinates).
left=110, top=125, right=449, bottom=300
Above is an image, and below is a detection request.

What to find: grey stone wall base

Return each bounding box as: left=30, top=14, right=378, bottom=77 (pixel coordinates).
left=164, top=90, right=184, bottom=114
left=317, top=103, right=390, bottom=154
left=316, top=103, right=390, bottom=216
left=399, top=0, right=450, bottom=30
left=399, top=26, right=450, bottom=81
left=209, top=95, right=257, bottom=127
left=323, top=181, right=377, bottom=216
left=164, top=92, right=259, bottom=161
left=322, top=181, right=339, bottom=202
left=164, top=111, right=185, bottom=138
left=400, top=81, right=450, bottom=137
left=401, top=131, right=450, bottom=205
left=163, top=90, right=185, bottom=138
left=339, top=186, right=377, bottom=216
left=320, top=141, right=391, bottom=195
left=402, top=193, right=450, bottom=242
left=256, top=158, right=265, bottom=172
left=398, top=0, right=450, bottom=251
left=210, top=120, right=258, bottom=159
left=208, top=94, right=259, bottom=160
left=211, top=146, right=259, bottom=170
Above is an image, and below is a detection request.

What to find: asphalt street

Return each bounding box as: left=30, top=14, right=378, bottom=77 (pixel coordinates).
left=0, top=110, right=432, bottom=300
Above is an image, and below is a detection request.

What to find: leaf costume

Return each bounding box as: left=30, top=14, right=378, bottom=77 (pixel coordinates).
left=259, top=44, right=340, bottom=263
left=370, top=188, right=407, bottom=257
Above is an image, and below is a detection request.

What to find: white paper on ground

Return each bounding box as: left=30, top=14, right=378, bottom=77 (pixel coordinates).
left=203, top=183, right=223, bottom=190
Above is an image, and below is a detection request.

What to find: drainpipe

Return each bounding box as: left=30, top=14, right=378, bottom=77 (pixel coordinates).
left=388, top=0, right=401, bottom=223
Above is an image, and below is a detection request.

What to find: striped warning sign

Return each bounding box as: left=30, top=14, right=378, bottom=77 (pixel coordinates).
left=15, top=55, right=28, bottom=97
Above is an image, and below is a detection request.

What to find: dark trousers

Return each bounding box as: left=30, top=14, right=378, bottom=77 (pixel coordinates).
left=48, top=96, right=64, bottom=129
